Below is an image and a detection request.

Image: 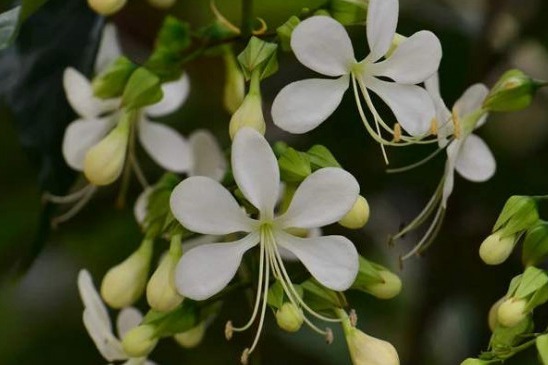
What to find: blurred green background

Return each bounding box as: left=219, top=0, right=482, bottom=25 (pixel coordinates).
left=1, top=0, right=548, bottom=364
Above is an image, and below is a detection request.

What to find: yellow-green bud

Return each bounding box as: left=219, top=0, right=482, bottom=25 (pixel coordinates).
left=364, top=270, right=402, bottom=300
left=275, top=303, right=304, bottom=332
left=101, top=240, right=153, bottom=309
left=339, top=195, right=370, bottom=229
left=122, top=324, right=158, bottom=357
left=223, top=50, right=245, bottom=114
left=174, top=322, right=206, bottom=348
left=146, top=251, right=184, bottom=312
left=488, top=297, right=506, bottom=331
left=147, top=0, right=176, bottom=9
left=497, top=297, right=527, bottom=327
left=84, top=114, right=130, bottom=186
left=228, top=93, right=265, bottom=139
left=479, top=232, right=516, bottom=265
left=483, top=69, right=541, bottom=112
left=345, top=328, right=400, bottom=365
left=460, top=359, right=490, bottom=365
left=87, top=0, right=127, bottom=15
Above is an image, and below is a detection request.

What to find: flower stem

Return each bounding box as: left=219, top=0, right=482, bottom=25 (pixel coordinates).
left=241, top=0, right=254, bottom=37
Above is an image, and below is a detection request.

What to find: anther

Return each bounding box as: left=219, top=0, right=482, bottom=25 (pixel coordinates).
left=451, top=109, right=461, bottom=139
left=225, top=321, right=234, bottom=340
left=240, top=348, right=250, bottom=365
left=349, top=309, right=358, bottom=327
left=393, top=123, right=402, bottom=142
left=325, top=328, right=334, bottom=344
left=430, top=118, right=438, bottom=136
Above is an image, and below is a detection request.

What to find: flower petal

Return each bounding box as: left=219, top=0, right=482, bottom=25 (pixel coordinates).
left=95, top=23, right=122, bottom=74
left=138, top=119, right=192, bottom=173
left=275, top=231, right=359, bottom=291
left=369, top=31, right=442, bottom=84
left=425, top=74, right=453, bottom=146
left=291, top=16, right=355, bottom=76
left=78, top=270, right=111, bottom=331
left=63, top=118, right=114, bottom=170
left=174, top=233, right=259, bottom=300
left=278, top=167, right=359, bottom=229
left=367, top=0, right=399, bottom=62
left=442, top=141, right=460, bottom=207
left=455, top=134, right=496, bottom=182
left=63, top=68, right=119, bottom=119
left=116, top=307, right=143, bottom=338
left=271, top=76, right=349, bottom=134
left=188, top=129, right=227, bottom=181
left=232, top=128, right=279, bottom=218
left=453, top=83, right=489, bottom=118
left=170, top=176, right=255, bottom=235
left=134, top=188, right=152, bottom=226
left=365, top=77, right=434, bottom=136
left=145, top=74, right=190, bottom=118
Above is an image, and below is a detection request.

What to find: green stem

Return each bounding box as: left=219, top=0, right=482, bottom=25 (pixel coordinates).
left=241, top=0, right=254, bottom=37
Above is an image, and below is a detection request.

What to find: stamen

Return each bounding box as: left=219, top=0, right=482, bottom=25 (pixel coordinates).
left=225, top=321, right=234, bottom=340
left=401, top=204, right=445, bottom=261
left=349, top=309, right=358, bottom=327
left=451, top=109, right=461, bottom=139
left=210, top=0, right=241, bottom=34
left=51, top=185, right=97, bottom=227
left=42, top=184, right=94, bottom=204
left=393, top=123, right=402, bottom=142
left=252, top=18, right=268, bottom=35
left=325, top=328, right=334, bottom=344
left=430, top=118, right=438, bottom=136
left=129, top=151, right=149, bottom=189
left=240, top=348, right=250, bottom=365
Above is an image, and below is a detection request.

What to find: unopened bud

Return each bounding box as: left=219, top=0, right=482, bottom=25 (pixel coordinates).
left=497, top=297, right=527, bottom=328
left=174, top=322, right=206, bottom=348
left=364, top=270, right=402, bottom=300
left=484, top=69, right=541, bottom=112
left=229, top=92, right=265, bottom=139
left=345, top=328, right=400, bottom=365
left=101, top=240, right=153, bottom=308
left=275, top=303, right=304, bottom=332
left=147, top=0, right=176, bottom=9
left=479, top=232, right=516, bottom=265
left=339, top=195, right=370, bottom=229
left=223, top=50, right=246, bottom=114
left=488, top=297, right=506, bottom=331
left=87, top=0, right=127, bottom=15
left=84, top=114, right=131, bottom=186
left=122, top=324, right=158, bottom=357
left=147, top=251, right=184, bottom=312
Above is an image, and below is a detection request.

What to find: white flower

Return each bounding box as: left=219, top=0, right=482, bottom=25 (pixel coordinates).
left=62, top=24, right=192, bottom=181
left=170, top=128, right=360, bottom=360
left=77, top=269, right=157, bottom=365
left=425, top=75, right=496, bottom=207
left=271, top=0, right=441, bottom=138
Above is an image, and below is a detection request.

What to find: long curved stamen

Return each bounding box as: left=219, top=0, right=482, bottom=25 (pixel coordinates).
left=386, top=147, right=445, bottom=174
left=43, top=184, right=95, bottom=204
left=51, top=185, right=97, bottom=226
left=401, top=204, right=445, bottom=261
left=129, top=151, right=149, bottom=189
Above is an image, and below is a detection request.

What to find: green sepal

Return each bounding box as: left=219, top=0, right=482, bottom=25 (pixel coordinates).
left=301, top=279, right=345, bottom=311
left=350, top=256, right=385, bottom=290
left=537, top=334, right=548, bottom=365
left=483, top=69, right=539, bottom=112
left=237, top=36, right=278, bottom=81
left=328, top=0, right=367, bottom=25
left=92, top=56, right=137, bottom=99
left=276, top=16, right=300, bottom=52
left=144, top=173, right=183, bottom=240
left=122, top=67, right=163, bottom=110
left=514, top=266, right=548, bottom=300
left=144, top=300, right=199, bottom=338
left=493, top=196, right=538, bottom=236
left=490, top=316, right=534, bottom=357
left=522, top=222, right=548, bottom=267
left=307, top=145, right=341, bottom=169
left=278, top=147, right=311, bottom=183
left=267, top=280, right=303, bottom=310
left=526, top=283, right=548, bottom=311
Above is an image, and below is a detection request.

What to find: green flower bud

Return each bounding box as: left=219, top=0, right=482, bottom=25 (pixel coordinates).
left=92, top=57, right=137, bottom=99
left=483, top=69, right=542, bottom=112
left=479, top=231, right=516, bottom=265
left=339, top=195, right=370, bottom=229
left=146, top=250, right=184, bottom=312
left=84, top=113, right=131, bottom=186
left=278, top=147, right=312, bottom=183
left=460, top=359, right=490, bottom=365
left=275, top=303, right=304, bottom=332
left=276, top=16, right=300, bottom=52
left=488, top=297, right=506, bottom=331
left=363, top=270, right=402, bottom=300
left=87, top=0, right=127, bottom=15
left=101, top=239, right=153, bottom=308
left=147, top=0, right=176, bottom=9
left=223, top=49, right=246, bottom=114
left=174, top=322, right=206, bottom=348
left=493, top=195, right=538, bottom=237
left=228, top=81, right=265, bottom=139
left=497, top=297, right=527, bottom=328
left=122, top=324, right=158, bottom=357
left=345, top=328, right=400, bottom=365
left=122, top=67, right=163, bottom=110
left=329, top=0, right=367, bottom=25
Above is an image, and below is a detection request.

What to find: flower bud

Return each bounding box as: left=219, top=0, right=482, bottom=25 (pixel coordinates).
left=497, top=297, right=527, bottom=328
left=87, top=0, right=127, bottom=15
left=345, top=328, right=400, bottom=365
left=223, top=50, right=245, bottom=114
left=483, top=69, right=541, bottom=112
left=275, top=303, right=304, bottom=332
left=84, top=114, right=131, bottom=186
left=364, top=270, right=402, bottom=300
left=147, top=250, right=184, bottom=312
left=460, top=359, right=490, bottom=365
left=122, top=324, right=158, bottom=357
left=488, top=297, right=506, bottom=331
left=174, top=322, right=206, bottom=348
left=101, top=240, right=153, bottom=309
left=339, top=195, right=370, bottom=229
left=228, top=92, right=265, bottom=139
left=479, top=232, right=516, bottom=265
left=147, top=0, right=176, bottom=9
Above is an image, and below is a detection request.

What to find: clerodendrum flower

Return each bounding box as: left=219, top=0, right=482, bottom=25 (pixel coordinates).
left=271, top=0, right=442, bottom=159
left=170, top=128, right=360, bottom=362
left=77, top=269, right=157, bottom=365
left=62, top=24, right=192, bottom=186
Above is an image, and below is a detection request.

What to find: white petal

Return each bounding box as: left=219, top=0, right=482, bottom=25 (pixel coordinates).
left=95, top=23, right=122, bottom=74
left=369, top=31, right=442, bottom=84
left=174, top=233, right=259, bottom=300
left=278, top=168, right=359, bottom=229
left=138, top=119, right=192, bottom=173
left=271, top=76, right=349, bottom=134
left=453, top=83, right=489, bottom=118
left=275, top=231, right=359, bottom=291
left=291, top=16, right=355, bottom=76
left=145, top=74, right=190, bottom=117
left=367, top=0, right=399, bottom=62
left=188, top=129, right=226, bottom=181
left=232, top=128, right=279, bottom=218
left=116, top=307, right=143, bottom=338
left=63, top=68, right=119, bottom=119
left=83, top=309, right=127, bottom=361
left=134, top=188, right=152, bottom=226
left=442, top=142, right=460, bottom=207
left=62, top=118, right=114, bottom=170
left=425, top=74, right=453, bottom=146
left=78, top=270, right=111, bottom=330
left=455, top=134, right=496, bottom=182
left=278, top=228, right=322, bottom=262
left=365, top=77, right=434, bottom=136
left=170, top=176, right=255, bottom=235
